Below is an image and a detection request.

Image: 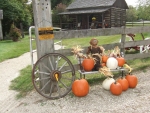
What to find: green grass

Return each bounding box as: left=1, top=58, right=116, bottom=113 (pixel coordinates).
left=9, top=65, right=34, bottom=99
left=0, top=36, right=36, bottom=62
left=56, top=35, right=121, bottom=49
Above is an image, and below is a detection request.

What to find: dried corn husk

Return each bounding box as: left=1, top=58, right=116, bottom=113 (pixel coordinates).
left=99, top=66, right=113, bottom=77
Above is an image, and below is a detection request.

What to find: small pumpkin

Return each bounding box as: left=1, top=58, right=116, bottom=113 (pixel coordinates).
left=72, top=79, right=89, bottom=97
left=110, top=81, right=122, bottom=96
left=102, top=55, right=108, bottom=63
left=82, top=58, right=94, bottom=71
left=125, top=73, right=138, bottom=88
left=117, top=57, right=125, bottom=67
left=102, top=77, right=115, bottom=90
left=117, top=77, right=129, bottom=91
left=106, top=57, right=118, bottom=69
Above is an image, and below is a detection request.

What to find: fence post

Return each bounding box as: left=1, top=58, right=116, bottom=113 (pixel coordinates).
left=120, top=26, right=126, bottom=57
left=32, top=0, right=53, bottom=91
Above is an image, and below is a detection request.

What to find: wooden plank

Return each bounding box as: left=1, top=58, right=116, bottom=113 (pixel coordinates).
left=125, top=53, right=150, bottom=60
left=0, top=10, right=3, bottom=19
left=32, top=0, right=53, bottom=59
left=0, top=20, right=3, bottom=40
left=54, top=26, right=150, bottom=39
left=124, top=40, right=150, bottom=48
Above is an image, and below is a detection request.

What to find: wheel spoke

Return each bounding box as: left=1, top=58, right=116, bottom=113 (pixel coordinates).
left=49, top=81, right=54, bottom=96
left=35, top=77, right=50, bottom=82
left=56, top=83, right=61, bottom=98
left=55, top=56, right=61, bottom=69
left=37, top=71, right=50, bottom=75
left=61, top=69, right=72, bottom=74
left=58, top=61, right=67, bottom=71
left=40, top=80, right=50, bottom=91
left=59, top=80, right=70, bottom=89
left=41, top=62, right=51, bottom=72
left=61, top=76, right=73, bottom=81
left=48, top=57, right=54, bottom=70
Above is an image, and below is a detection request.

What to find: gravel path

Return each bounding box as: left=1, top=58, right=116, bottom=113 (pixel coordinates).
left=0, top=52, right=150, bottom=113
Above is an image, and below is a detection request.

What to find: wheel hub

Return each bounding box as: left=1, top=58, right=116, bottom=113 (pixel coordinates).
left=50, top=70, right=61, bottom=81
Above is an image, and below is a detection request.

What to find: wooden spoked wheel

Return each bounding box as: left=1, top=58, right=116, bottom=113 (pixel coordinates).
left=32, top=53, right=75, bottom=99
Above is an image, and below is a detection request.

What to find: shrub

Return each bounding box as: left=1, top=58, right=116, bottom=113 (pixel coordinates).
left=9, top=23, right=21, bottom=42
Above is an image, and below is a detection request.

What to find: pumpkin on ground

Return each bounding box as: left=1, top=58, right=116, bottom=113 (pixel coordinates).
left=72, top=79, right=89, bottom=97
left=117, top=57, right=125, bottom=67
left=82, top=58, right=94, bottom=71
left=125, top=73, right=138, bottom=88
left=110, top=81, right=122, bottom=96
left=102, top=77, right=115, bottom=90
left=102, top=55, right=108, bottom=63
left=106, top=57, right=118, bottom=69
left=117, top=77, right=129, bottom=91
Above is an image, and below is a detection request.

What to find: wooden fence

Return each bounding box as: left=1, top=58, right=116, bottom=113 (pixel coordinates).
left=53, top=26, right=150, bottom=70
left=126, top=21, right=150, bottom=27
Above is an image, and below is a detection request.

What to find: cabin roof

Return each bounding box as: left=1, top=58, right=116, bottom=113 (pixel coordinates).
left=66, top=0, right=116, bottom=10
left=60, top=8, right=109, bottom=15
left=59, top=0, right=129, bottom=15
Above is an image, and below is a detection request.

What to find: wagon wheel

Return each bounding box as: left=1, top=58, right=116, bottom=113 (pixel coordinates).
left=32, top=53, right=75, bottom=99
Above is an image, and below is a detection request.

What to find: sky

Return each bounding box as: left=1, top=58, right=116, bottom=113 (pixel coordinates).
left=125, top=0, right=139, bottom=6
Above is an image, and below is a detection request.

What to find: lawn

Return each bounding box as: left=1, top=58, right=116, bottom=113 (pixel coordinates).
left=0, top=36, right=36, bottom=62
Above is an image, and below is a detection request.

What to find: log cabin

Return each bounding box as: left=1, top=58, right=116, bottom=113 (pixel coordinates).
left=58, top=0, right=129, bottom=29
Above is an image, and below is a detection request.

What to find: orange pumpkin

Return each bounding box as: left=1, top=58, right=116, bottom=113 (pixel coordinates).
left=117, top=57, right=125, bottom=67
left=117, top=77, right=129, bottom=91
left=125, top=74, right=138, bottom=88
left=82, top=58, right=94, bottom=71
left=110, top=82, right=122, bottom=96
left=102, top=55, right=108, bottom=63
left=72, top=79, right=89, bottom=97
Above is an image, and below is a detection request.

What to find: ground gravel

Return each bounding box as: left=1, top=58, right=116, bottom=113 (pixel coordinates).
left=0, top=52, right=150, bottom=113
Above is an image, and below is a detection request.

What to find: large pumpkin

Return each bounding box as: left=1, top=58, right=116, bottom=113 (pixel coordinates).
left=82, top=58, right=94, bottom=71
left=106, top=57, right=118, bottom=69
left=117, top=77, right=129, bottom=91
left=102, top=77, right=115, bottom=90
left=117, top=57, right=125, bottom=67
left=125, top=74, right=138, bottom=88
left=72, top=79, right=89, bottom=97
left=102, top=55, right=108, bottom=63
left=110, top=82, right=122, bottom=96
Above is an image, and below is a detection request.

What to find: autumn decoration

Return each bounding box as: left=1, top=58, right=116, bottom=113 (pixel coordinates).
left=72, top=79, right=89, bottom=97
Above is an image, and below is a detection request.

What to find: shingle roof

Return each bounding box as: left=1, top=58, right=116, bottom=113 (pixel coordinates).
left=66, top=0, right=116, bottom=10
left=60, top=8, right=109, bottom=15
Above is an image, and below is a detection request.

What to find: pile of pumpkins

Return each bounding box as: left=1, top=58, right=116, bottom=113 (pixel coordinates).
left=102, top=73, right=138, bottom=96
left=81, top=54, right=126, bottom=72
left=102, top=55, right=125, bottom=69
left=71, top=73, right=138, bottom=97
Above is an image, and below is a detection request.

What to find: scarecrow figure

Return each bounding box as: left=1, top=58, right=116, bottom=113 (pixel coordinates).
left=90, top=17, right=98, bottom=29
left=86, top=38, right=104, bottom=71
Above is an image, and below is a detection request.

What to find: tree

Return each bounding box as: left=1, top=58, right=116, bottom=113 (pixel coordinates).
left=137, top=0, right=150, bottom=20
left=126, top=6, right=138, bottom=22
left=51, top=0, right=73, bottom=9
left=0, top=0, right=32, bottom=38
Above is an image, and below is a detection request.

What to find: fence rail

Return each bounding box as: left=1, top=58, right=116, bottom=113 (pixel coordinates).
left=53, top=26, right=150, bottom=71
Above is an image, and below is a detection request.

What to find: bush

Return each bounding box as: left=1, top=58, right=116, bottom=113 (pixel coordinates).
left=9, top=23, right=21, bottom=42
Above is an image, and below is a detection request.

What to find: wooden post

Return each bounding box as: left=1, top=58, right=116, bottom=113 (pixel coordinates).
left=0, top=10, right=3, bottom=40
left=0, top=20, right=3, bottom=40
left=32, top=0, right=54, bottom=59
left=32, top=0, right=54, bottom=91
left=120, top=33, right=126, bottom=56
